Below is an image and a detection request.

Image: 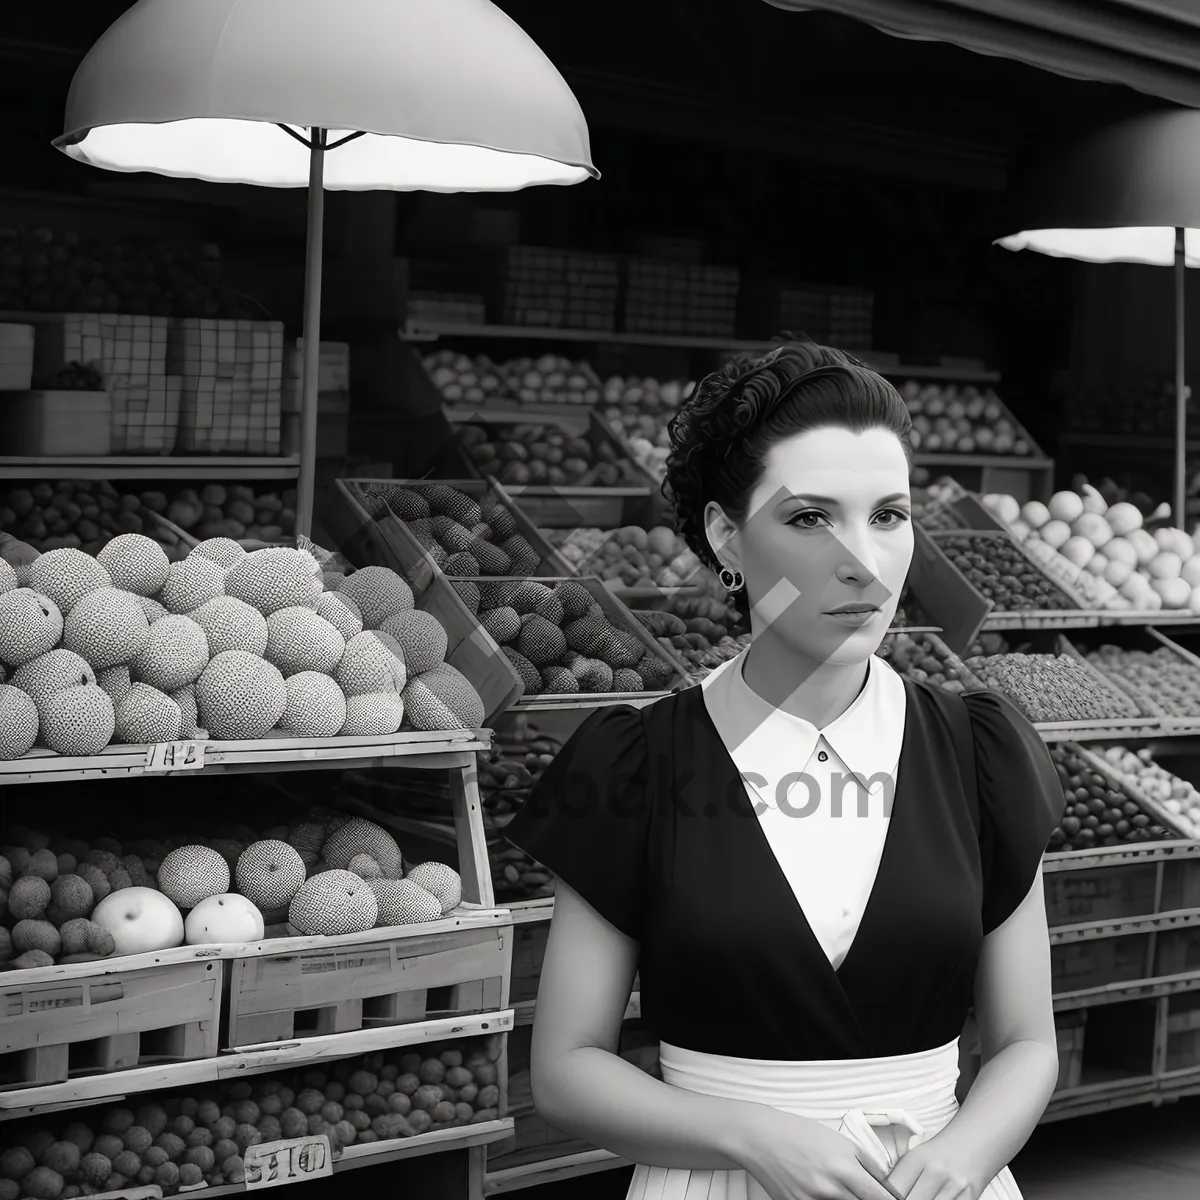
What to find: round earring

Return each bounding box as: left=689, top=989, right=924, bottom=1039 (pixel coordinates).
left=718, top=566, right=744, bottom=593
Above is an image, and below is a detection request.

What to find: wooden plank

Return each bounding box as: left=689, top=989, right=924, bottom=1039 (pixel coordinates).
left=452, top=763, right=497, bottom=911
left=226, top=925, right=512, bottom=1047
left=0, top=1011, right=515, bottom=1117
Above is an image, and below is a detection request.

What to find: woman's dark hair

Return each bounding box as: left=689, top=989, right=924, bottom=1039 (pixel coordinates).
left=664, top=337, right=912, bottom=573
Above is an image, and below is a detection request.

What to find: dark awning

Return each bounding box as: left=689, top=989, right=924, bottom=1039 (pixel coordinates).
left=763, top=2, right=1200, bottom=110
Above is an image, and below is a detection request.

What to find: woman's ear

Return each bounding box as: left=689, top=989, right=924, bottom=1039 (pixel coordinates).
left=704, top=501, right=740, bottom=568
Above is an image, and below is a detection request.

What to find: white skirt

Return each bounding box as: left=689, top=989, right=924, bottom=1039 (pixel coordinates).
left=626, top=1038, right=1023, bottom=1200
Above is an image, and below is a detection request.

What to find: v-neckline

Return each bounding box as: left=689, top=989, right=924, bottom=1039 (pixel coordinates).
left=690, top=678, right=915, bottom=987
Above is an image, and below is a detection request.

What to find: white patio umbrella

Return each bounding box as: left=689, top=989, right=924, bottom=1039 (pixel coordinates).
left=996, top=109, right=1200, bottom=527
left=53, top=0, right=597, bottom=536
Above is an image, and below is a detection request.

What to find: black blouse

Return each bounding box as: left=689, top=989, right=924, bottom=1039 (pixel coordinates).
left=502, top=678, right=1064, bottom=1061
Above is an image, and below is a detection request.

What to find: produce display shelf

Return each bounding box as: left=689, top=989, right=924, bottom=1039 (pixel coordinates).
left=984, top=611, right=1102, bottom=631
left=0, top=1009, right=515, bottom=1118
left=1036, top=721, right=1172, bottom=743
left=401, top=321, right=1003, bottom=381
left=0, top=730, right=490, bottom=785
left=1052, top=969, right=1200, bottom=1011
left=0, top=455, right=302, bottom=480
left=135, top=1120, right=514, bottom=1199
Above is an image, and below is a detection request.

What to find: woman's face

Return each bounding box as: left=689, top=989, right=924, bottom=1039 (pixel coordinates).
left=707, top=425, right=913, bottom=664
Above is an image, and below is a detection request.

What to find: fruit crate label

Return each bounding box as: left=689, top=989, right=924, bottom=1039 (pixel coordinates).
left=143, top=741, right=207, bottom=774
left=244, top=1136, right=333, bottom=1190
left=21, top=985, right=85, bottom=1014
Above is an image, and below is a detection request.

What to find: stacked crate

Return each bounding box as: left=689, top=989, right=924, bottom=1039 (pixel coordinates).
left=168, top=318, right=285, bottom=454
left=500, top=246, right=620, bottom=330
left=622, top=259, right=740, bottom=338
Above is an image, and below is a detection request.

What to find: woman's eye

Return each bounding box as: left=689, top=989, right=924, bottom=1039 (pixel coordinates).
left=789, top=511, right=827, bottom=529
left=874, top=508, right=910, bottom=527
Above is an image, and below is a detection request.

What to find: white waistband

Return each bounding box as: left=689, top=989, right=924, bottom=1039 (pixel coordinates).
left=657, top=1037, right=961, bottom=1131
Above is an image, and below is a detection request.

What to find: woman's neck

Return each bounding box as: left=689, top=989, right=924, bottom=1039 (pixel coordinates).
left=739, top=628, right=871, bottom=729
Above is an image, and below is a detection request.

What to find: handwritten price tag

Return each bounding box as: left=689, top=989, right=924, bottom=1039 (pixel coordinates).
left=244, top=1137, right=333, bottom=1191
left=143, top=741, right=207, bottom=774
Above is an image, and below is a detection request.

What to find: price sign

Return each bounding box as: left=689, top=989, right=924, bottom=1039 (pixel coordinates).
left=244, top=1136, right=333, bottom=1190
left=143, top=741, right=207, bottom=774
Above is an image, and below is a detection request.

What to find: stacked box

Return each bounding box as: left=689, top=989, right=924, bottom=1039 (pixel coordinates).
left=407, top=292, right=487, bottom=325
left=623, top=260, right=740, bottom=337
left=501, top=246, right=619, bottom=330
left=109, top=374, right=183, bottom=454
left=32, top=313, right=170, bottom=380
left=168, top=319, right=284, bottom=454
left=0, top=323, right=34, bottom=390
left=283, top=340, right=351, bottom=410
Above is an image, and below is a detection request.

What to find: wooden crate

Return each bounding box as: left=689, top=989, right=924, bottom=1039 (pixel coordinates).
left=1165, top=993, right=1200, bottom=1072
left=907, top=525, right=992, bottom=656
left=510, top=921, right=551, bottom=1006
left=326, top=479, right=527, bottom=725
left=226, top=922, right=511, bottom=1049
left=1044, top=854, right=1162, bottom=927
left=930, top=529, right=1088, bottom=621
left=331, top=476, right=573, bottom=577
left=1051, top=934, right=1151, bottom=995
left=0, top=951, right=221, bottom=1092
left=1055, top=1010, right=1087, bottom=1092
left=458, top=576, right=690, bottom=708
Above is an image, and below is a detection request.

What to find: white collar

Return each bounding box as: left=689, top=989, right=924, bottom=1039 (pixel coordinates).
left=701, top=650, right=907, bottom=790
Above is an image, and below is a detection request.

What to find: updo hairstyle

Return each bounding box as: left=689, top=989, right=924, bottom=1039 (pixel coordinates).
left=663, top=339, right=912, bottom=575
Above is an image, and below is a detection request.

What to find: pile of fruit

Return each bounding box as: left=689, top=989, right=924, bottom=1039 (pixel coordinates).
left=0, top=483, right=296, bottom=559
left=678, top=633, right=753, bottom=681
left=900, top=382, right=1034, bottom=456
left=457, top=422, right=643, bottom=488
left=962, top=651, right=1142, bottom=724
left=505, top=354, right=601, bottom=407
left=0, top=812, right=463, bottom=971
left=478, top=579, right=678, bottom=697
left=363, top=482, right=551, bottom=583
left=600, top=376, right=691, bottom=480
left=936, top=532, right=1075, bottom=611
left=911, top=483, right=964, bottom=533
left=1048, top=745, right=1177, bottom=851
left=1083, top=644, right=1200, bottom=719
left=156, top=485, right=297, bottom=547
left=0, top=1033, right=502, bottom=1195
left=422, top=351, right=508, bottom=406
left=475, top=727, right=561, bottom=820
left=548, top=525, right=714, bottom=593
left=633, top=609, right=739, bottom=672
left=0, top=537, right=484, bottom=761
left=1099, top=745, right=1200, bottom=838
left=878, top=632, right=980, bottom=693
left=981, top=486, right=1199, bottom=613
left=491, top=842, right=554, bottom=902
left=0, top=227, right=238, bottom=318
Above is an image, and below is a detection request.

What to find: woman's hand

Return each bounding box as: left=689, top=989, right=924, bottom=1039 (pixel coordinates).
left=734, top=1106, right=902, bottom=1200
left=885, top=1135, right=979, bottom=1200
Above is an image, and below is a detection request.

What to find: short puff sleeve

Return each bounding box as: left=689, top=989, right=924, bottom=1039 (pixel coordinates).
left=964, top=688, right=1065, bottom=934
left=501, top=704, right=650, bottom=940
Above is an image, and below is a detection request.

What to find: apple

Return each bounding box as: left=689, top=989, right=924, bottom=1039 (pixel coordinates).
left=1048, top=491, right=1084, bottom=523
left=1060, top=536, right=1095, bottom=568
left=92, top=886, right=185, bottom=955
left=1104, top=559, right=1134, bottom=587
left=1105, top=538, right=1138, bottom=567
left=1105, top=502, right=1143, bottom=537
left=1020, top=501, right=1051, bottom=530
left=1153, top=577, right=1191, bottom=608
left=1039, top=519, right=1071, bottom=549
left=185, top=893, right=266, bottom=945
left=1087, top=553, right=1108, bottom=576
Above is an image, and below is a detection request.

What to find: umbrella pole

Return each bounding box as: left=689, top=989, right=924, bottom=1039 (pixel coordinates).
left=295, top=128, right=327, bottom=541
left=1176, top=226, right=1187, bottom=530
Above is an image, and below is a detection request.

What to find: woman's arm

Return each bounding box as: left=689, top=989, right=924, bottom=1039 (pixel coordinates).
left=528, top=881, right=758, bottom=1170
left=888, top=868, right=1059, bottom=1198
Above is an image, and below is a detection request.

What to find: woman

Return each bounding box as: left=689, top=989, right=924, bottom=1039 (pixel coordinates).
left=502, top=341, right=1063, bottom=1200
